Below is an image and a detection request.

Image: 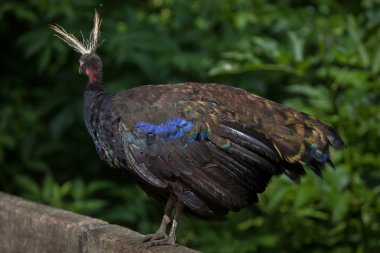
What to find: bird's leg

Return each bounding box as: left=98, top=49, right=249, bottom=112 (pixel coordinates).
left=166, top=201, right=184, bottom=245
left=146, top=199, right=184, bottom=247
left=143, top=196, right=175, bottom=242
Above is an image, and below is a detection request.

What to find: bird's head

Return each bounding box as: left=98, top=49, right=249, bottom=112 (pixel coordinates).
left=79, top=53, right=102, bottom=84
left=50, top=11, right=103, bottom=85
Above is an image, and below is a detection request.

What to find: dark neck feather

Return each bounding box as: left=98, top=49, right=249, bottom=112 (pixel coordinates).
left=83, top=85, right=111, bottom=129
left=83, top=85, right=124, bottom=168
left=84, top=82, right=105, bottom=94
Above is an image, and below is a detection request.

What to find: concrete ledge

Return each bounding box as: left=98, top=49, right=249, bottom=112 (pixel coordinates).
left=0, top=192, right=200, bottom=253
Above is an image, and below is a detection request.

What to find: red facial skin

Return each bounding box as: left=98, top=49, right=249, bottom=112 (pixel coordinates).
left=85, top=68, right=99, bottom=84
left=79, top=55, right=102, bottom=85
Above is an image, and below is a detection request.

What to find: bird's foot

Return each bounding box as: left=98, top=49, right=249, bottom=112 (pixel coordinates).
left=145, top=235, right=176, bottom=248
left=143, top=231, right=177, bottom=247
left=142, top=198, right=181, bottom=248
left=142, top=230, right=168, bottom=243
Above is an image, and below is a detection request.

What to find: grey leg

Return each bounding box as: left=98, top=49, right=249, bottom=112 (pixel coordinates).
left=145, top=198, right=184, bottom=247
left=167, top=201, right=184, bottom=245
left=143, top=196, right=175, bottom=242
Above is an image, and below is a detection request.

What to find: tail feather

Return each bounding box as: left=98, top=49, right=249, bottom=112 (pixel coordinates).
left=210, top=115, right=344, bottom=183
left=218, top=122, right=281, bottom=162
left=325, top=126, right=346, bottom=149
left=281, top=162, right=306, bottom=183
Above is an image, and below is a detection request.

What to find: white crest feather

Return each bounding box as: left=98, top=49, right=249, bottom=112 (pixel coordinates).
left=50, top=10, right=102, bottom=54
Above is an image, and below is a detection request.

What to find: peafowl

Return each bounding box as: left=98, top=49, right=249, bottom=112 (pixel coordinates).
left=50, top=11, right=345, bottom=247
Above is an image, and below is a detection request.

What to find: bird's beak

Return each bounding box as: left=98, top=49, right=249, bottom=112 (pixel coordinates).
left=79, top=65, right=85, bottom=74
left=79, top=61, right=85, bottom=74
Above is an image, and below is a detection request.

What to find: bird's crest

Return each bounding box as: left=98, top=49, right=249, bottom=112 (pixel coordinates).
left=50, top=10, right=102, bottom=54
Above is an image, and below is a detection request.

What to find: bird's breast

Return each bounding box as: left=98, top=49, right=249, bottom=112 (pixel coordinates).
left=89, top=127, right=127, bottom=169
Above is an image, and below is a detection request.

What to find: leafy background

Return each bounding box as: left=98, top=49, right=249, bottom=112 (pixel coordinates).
left=1, top=0, right=379, bottom=252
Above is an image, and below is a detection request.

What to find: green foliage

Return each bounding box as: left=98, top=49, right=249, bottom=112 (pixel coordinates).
left=1, top=0, right=379, bottom=252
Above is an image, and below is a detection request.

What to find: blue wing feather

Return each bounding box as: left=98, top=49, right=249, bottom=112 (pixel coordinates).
left=135, top=117, right=196, bottom=143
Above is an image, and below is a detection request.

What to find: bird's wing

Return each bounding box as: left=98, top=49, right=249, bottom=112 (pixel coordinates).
left=113, top=83, right=344, bottom=217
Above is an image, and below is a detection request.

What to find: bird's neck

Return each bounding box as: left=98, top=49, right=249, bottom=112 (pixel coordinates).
left=84, top=83, right=107, bottom=101
left=83, top=85, right=112, bottom=128
left=83, top=85, right=124, bottom=168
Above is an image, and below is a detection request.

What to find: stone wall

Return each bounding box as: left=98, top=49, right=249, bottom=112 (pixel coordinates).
left=0, top=192, right=200, bottom=253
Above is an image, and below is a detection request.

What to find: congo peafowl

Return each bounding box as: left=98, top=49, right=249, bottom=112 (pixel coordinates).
left=50, top=11, right=345, bottom=247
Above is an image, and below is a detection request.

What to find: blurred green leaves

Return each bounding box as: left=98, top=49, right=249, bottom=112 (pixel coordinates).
left=1, top=0, right=379, bottom=252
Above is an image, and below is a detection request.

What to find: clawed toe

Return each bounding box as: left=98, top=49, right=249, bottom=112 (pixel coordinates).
left=142, top=197, right=182, bottom=248
left=142, top=232, right=168, bottom=243
left=146, top=236, right=176, bottom=248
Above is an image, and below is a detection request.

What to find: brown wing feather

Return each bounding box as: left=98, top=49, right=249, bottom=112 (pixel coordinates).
left=113, top=82, right=344, bottom=219
left=179, top=82, right=344, bottom=167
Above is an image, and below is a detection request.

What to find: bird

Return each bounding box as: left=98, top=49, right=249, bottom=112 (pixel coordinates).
left=50, top=11, right=345, bottom=247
